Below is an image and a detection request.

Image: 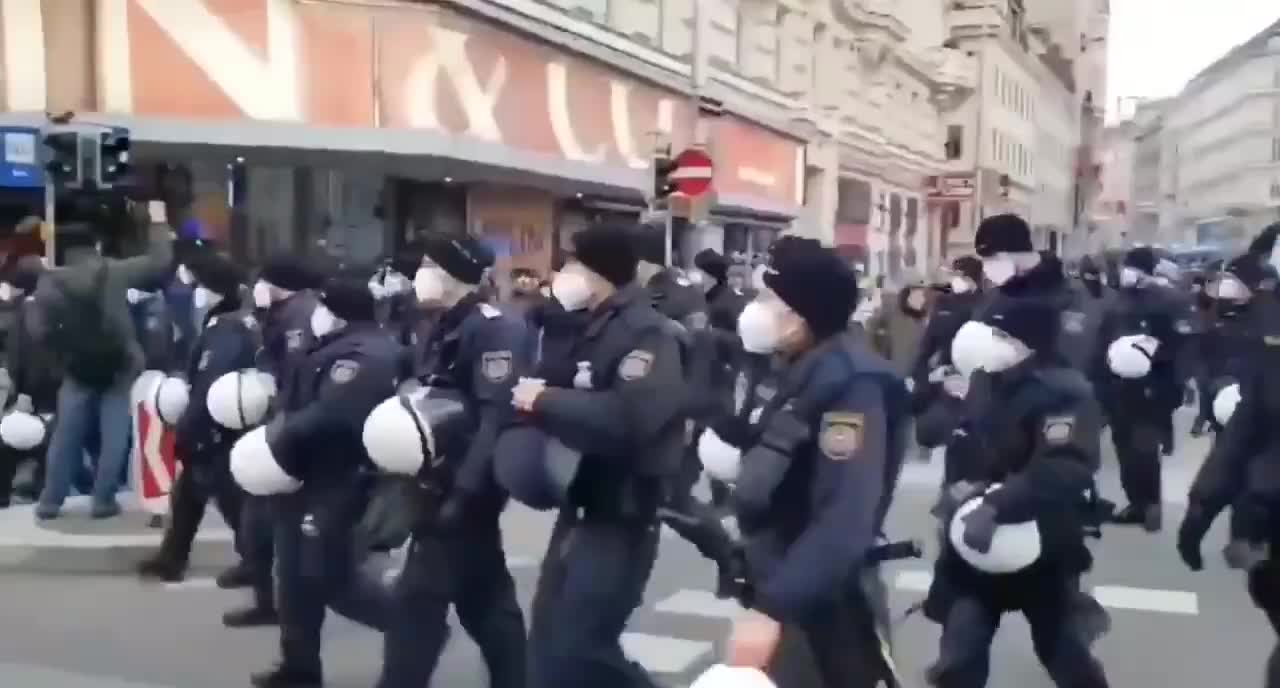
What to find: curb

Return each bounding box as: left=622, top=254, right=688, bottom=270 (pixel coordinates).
left=0, top=497, right=236, bottom=576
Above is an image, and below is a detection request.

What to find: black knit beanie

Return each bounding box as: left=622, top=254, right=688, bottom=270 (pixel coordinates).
left=1123, top=247, right=1157, bottom=275
left=261, top=254, right=323, bottom=292
left=974, top=214, right=1033, bottom=257
left=761, top=236, right=858, bottom=339
left=189, top=250, right=245, bottom=299
left=572, top=223, right=638, bottom=287
left=320, top=269, right=377, bottom=322
left=694, top=248, right=729, bottom=283
left=422, top=236, right=493, bottom=285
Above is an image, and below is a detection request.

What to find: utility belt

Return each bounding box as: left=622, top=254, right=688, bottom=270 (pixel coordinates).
left=569, top=473, right=665, bottom=525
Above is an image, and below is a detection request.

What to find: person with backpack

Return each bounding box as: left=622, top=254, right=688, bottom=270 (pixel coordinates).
left=33, top=203, right=174, bottom=520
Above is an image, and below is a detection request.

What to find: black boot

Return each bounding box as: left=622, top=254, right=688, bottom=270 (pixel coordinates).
left=249, top=665, right=323, bottom=688
left=1110, top=504, right=1145, bottom=525
left=216, top=561, right=254, bottom=589
left=223, top=605, right=279, bottom=628
left=137, top=555, right=186, bottom=583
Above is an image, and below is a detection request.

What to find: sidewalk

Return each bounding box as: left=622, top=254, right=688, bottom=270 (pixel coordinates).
left=0, top=494, right=233, bottom=575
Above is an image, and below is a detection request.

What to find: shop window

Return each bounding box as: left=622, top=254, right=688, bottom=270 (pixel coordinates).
left=836, top=178, right=873, bottom=225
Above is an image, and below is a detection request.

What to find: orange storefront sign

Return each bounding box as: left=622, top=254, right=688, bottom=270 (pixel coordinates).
left=12, top=0, right=803, bottom=208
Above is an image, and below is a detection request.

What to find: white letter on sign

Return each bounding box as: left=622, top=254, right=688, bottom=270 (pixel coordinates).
left=99, top=0, right=301, bottom=120
left=547, top=62, right=606, bottom=163
left=405, top=26, right=507, bottom=143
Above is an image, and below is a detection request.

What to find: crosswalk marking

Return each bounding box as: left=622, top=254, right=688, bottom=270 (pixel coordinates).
left=1091, top=585, right=1200, bottom=615
left=619, top=632, right=713, bottom=674
left=161, top=577, right=219, bottom=591
left=653, top=589, right=747, bottom=620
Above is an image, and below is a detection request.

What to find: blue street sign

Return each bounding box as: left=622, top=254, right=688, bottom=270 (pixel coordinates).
left=0, top=127, right=43, bottom=188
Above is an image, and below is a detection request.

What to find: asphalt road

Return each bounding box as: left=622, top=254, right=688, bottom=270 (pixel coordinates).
left=0, top=409, right=1271, bottom=687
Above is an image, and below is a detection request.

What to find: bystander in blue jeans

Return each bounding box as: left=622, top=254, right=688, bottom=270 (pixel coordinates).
left=36, top=378, right=132, bottom=519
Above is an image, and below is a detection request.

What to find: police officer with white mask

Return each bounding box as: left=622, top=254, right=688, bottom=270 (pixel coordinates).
left=1093, top=247, right=1192, bottom=531
left=234, top=270, right=399, bottom=688
left=225, top=255, right=323, bottom=628
left=711, top=237, right=907, bottom=687
left=926, top=297, right=1110, bottom=688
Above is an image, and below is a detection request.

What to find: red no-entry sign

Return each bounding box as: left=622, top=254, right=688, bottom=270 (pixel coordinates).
left=670, top=148, right=714, bottom=197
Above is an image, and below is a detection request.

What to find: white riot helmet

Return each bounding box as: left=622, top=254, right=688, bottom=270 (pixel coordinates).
left=1213, top=382, right=1242, bottom=426
left=229, top=425, right=302, bottom=496
left=207, top=370, right=277, bottom=430
left=697, top=429, right=742, bottom=483
left=1106, top=335, right=1159, bottom=379
left=151, top=376, right=190, bottom=425
left=947, top=485, right=1042, bottom=574
left=689, top=665, right=776, bottom=688
left=362, top=387, right=472, bottom=476
left=0, top=411, right=46, bottom=450
left=950, top=321, right=995, bottom=377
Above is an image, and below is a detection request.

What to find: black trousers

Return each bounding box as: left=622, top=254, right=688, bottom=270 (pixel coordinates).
left=275, top=488, right=391, bottom=676
left=931, top=587, right=1109, bottom=688
left=528, top=511, right=662, bottom=688
left=378, top=513, right=526, bottom=688
left=1110, top=413, right=1165, bottom=509
left=766, top=570, right=897, bottom=688
left=241, top=495, right=277, bottom=610
left=1248, top=559, right=1280, bottom=688
left=157, top=460, right=245, bottom=564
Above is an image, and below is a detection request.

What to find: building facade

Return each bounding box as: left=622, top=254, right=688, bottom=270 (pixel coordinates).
left=1092, top=119, right=1136, bottom=251
left=1136, top=19, right=1280, bottom=249
left=934, top=0, right=1097, bottom=259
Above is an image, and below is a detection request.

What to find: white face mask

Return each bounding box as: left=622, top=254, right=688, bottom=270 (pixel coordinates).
left=1119, top=267, right=1144, bottom=288
left=0, top=283, right=14, bottom=302
left=193, top=285, right=223, bottom=310
left=1270, top=243, right=1280, bottom=274
left=738, top=301, right=784, bottom=354
left=551, top=270, right=593, bottom=311
left=252, top=280, right=273, bottom=309
left=982, top=256, right=1016, bottom=286
left=414, top=267, right=447, bottom=304
left=175, top=264, right=195, bottom=286
left=309, top=305, right=343, bottom=338
left=950, top=276, right=974, bottom=294
left=982, top=328, right=1032, bottom=372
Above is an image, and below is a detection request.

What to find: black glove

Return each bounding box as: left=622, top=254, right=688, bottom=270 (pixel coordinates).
left=961, top=504, right=998, bottom=554
left=1177, top=505, right=1210, bottom=571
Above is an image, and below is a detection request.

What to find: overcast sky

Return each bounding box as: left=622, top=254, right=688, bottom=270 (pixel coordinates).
left=1106, top=1, right=1279, bottom=120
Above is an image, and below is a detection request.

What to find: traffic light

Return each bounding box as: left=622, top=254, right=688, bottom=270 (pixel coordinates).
left=43, top=131, right=81, bottom=188
left=98, top=128, right=131, bottom=188
left=654, top=155, right=678, bottom=200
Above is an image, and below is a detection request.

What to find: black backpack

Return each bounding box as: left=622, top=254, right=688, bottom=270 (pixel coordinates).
left=46, top=264, right=129, bottom=390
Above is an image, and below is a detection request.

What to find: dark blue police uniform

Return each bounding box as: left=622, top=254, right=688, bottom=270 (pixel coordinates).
left=378, top=295, right=530, bottom=688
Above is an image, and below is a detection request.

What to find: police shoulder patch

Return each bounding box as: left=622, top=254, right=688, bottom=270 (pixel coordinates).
left=685, top=311, right=708, bottom=331
left=478, top=303, right=501, bottom=319
left=819, top=412, right=864, bottom=461
left=286, top=329, right=304, bottom=351
left=330, top=359, right=360, bottom=384
left=481, top=350, right=513, bottom=382
left=618, top=350, right=655, bottom=381
left=1042, top=415, right=1075, bottom=444
left=1061, top=311, right=1085, bottom=334
left=1265, top=335, right=1280, bottom=347
left=242, top=314, right=258, bottom=329
left=1175, top=320, right=1192, bottom=334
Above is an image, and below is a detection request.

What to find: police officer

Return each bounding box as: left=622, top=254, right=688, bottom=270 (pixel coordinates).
left=926, top=297, right=1110, bottom=688
left=138, top=249, right=258, bottom=583
left=0, top=257, right=56, bottom=506
left=696, top=248, right=748, bottom=334
left=704, top=237, right=904, bottom=686
left=225, top=255, right=323, bottom=628
left=1059, top=255, right=1112, bottom=377
left=910, top=256, right=984, bottom=400
left=1178, top=226, right=1280, bottom=687
left=973, top=214, right=1070, bottom=304
left=511, top=222, right=685, bottom=688
left=1093, top=247, right=1191, bottom=531
left=1190, top=254, right=1266, bottom=435
left=368, top=236, right=529, bottom=688
left=234, top=270, right=398, bottom=688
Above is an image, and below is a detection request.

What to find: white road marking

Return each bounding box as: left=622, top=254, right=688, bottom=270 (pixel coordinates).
left=892, top=570, right=1201, bottom=615
left=505, top=555, right=537, bottom=568
left=653, top=589, right=747, bottom=620
left=161, top=577, right=219, bottom=590
left=1091, top=585, right=1200, bottom=615
left=620, top=632, right=713, bottom=674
